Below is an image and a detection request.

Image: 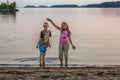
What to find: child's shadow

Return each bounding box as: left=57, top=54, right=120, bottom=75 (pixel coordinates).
left=14, top=57, right=38, bottom=62
left=14, top=57, right=81, bottom=67
left=14, top=57, right=59, bottom=63
left=14, top=57, right=80, bottom=64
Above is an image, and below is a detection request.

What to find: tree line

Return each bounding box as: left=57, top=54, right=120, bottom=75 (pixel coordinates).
left=0, top=1, right=16, bottom=9
left=83, top=1, right=120, bottom=8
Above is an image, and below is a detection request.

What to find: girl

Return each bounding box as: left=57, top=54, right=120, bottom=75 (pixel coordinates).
left=46, top=18, right=76, bottom=67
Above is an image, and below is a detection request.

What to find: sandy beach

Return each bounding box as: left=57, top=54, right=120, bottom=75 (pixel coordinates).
left=0, top=66, right=120, bottom=80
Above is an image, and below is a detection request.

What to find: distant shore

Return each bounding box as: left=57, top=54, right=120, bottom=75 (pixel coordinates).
left=0, top=66, right=120, bottom=80
left=24, top=1, right=120, bottom=8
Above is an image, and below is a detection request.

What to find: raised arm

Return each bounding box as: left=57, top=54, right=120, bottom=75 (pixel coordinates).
left=46, top=18, right=61, bottom=30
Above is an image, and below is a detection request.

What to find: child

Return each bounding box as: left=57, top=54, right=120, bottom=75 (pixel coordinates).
left=46, top=18, right=76, bottom=67
left=36, top=22, right=51, bottom=67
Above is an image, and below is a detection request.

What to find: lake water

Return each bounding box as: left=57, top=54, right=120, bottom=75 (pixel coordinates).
left=0, top=8, right=120, bottom=67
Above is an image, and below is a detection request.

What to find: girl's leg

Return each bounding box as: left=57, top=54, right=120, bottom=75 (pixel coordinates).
left=59, top=44, right=63, bottom=67
left=39, top=53, right=43, bottom=67
left=65, top=58, right=68, bottom=67
left=43, top=53, right=46, bottom=67
left=39, top=46, right=44, bottom=67
left=60, top=58, right=63, bottom=67
left=64, top=44, right=69, bottom=67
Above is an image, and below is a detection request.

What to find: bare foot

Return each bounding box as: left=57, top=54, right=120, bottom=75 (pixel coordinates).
left=39, top=64, right=42, bottom=67
left=60, top=64, right=63, bottom=67
left=65, top=64, right=68, bottom=67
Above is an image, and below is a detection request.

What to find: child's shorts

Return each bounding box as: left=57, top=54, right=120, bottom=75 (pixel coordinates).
left=39, top=45, right=47, bottom=53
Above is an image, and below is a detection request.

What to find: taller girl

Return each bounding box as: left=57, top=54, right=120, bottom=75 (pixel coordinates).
left=47, top=18, right=76, bottom=67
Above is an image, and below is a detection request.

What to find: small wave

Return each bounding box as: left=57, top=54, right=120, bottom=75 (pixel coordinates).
left=13, top=57, right=80, bottom=63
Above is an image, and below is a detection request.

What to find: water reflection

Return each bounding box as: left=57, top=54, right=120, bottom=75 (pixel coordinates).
left=101, top=8, right=120, bottom=17
left=86, top=8, right=120, bottom=17
left=0, top=11, right=16, bottom=23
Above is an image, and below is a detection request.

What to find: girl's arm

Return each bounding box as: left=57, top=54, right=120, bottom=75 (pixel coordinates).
left=46, top=18, right=61, bottom=30
left=68, top=35, right=76, bottom=49
left=36, top=38, right=41, bottom=48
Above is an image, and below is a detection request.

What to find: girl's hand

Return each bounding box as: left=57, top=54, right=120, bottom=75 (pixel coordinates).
left=46, top=18, right=52, bottom=22
left=36, top=45, right=38, bottom=48
left=72, top=45, right=76, bottom=50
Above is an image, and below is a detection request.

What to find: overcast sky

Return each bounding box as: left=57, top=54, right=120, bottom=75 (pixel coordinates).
left=0, top=0, right=116, bottom=7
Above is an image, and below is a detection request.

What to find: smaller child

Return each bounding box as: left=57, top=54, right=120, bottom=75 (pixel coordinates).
left=36, top=22, right=51, bottom=67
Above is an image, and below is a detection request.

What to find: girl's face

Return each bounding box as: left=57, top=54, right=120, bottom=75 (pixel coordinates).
left=62, top=23, right=68, bottom=30
left=43, top=24, right=49, bottom=30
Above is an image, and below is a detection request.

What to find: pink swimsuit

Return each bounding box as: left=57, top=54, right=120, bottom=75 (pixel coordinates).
left=59, top=29, right=71, bottom=44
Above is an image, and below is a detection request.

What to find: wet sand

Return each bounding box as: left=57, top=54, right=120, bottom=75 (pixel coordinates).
left=0, top=66, right=120, bottom=80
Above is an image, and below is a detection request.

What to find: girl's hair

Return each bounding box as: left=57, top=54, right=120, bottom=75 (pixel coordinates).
left=43, top=22, right=48, bottom=26
left=61, top=22, right=71, bottom=36
left=61, top=22, right=69, bottom=31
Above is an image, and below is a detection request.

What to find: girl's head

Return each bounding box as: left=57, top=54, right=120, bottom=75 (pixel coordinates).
left=61, top=22, right=69, bottom=31
left=43, top=22, right=49, bottom=30
left=61, top=22, right=71, bottom=36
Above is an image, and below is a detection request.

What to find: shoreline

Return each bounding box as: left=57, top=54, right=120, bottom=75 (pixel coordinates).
left=1, top=64, right=120, bottom=67
left=0, top=66, right=120, bottom=80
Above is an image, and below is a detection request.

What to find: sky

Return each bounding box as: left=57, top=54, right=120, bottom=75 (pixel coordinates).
left=0, top=0, right=116, bottom=7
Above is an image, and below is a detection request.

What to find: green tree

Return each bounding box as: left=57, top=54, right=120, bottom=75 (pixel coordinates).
left=0, top=1, right=16, bottom=9
left=9, top=1, right=16, bottom=9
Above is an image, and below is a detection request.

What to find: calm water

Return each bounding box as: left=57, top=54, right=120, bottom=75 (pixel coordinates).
left=0, top=8, right=120, bottom=66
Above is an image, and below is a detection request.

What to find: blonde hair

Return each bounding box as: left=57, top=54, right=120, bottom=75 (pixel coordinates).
left=61, top=22, right=69, bottom=31
left=43, top=22, right=48, bottom=27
